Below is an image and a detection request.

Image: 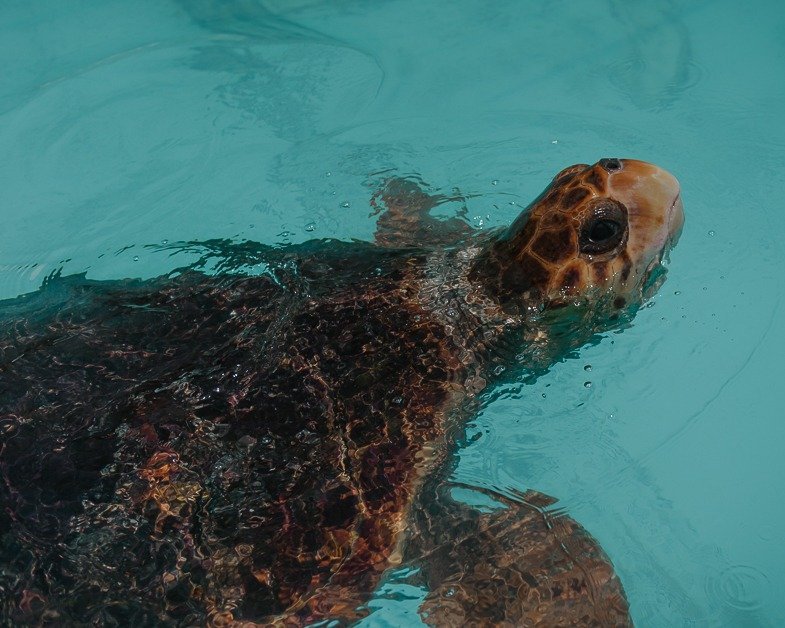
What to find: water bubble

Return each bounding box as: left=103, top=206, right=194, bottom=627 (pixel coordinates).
left=583, top=381, right=592, bottom=388
left=305, top=222, right=316, bottom=232
left=340, top=201, right=350, bottom=208
left=708, top=230, right=716, bottom=236
left=584, top=364, right=592, bottom=372
left=132, top=255, right=139, bottom=262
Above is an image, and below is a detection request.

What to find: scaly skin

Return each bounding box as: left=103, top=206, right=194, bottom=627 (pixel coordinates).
left=0, top=159, right=682, bottom=626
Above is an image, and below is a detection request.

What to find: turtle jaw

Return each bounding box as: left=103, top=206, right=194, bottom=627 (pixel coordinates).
left=667, top=192, right=685, bottom=248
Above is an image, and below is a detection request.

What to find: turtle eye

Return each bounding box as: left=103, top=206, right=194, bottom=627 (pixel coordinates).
left=588, top=219, right=619, bottom=243
left=580, top=200, right=628, bottom=255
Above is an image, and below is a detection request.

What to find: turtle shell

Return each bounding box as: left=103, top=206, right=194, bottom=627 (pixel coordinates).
left=0, top=242, right=465, bottom=624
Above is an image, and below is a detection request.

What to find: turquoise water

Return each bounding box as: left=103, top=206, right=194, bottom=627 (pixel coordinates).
left=1, top=1, right=784, bottom=625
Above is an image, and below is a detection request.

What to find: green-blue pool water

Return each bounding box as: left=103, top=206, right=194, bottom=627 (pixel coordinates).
left=1, top=1, right=784, bottom=625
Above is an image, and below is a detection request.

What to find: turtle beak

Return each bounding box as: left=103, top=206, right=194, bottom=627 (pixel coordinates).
left=608, top=159, right=684, bottom=255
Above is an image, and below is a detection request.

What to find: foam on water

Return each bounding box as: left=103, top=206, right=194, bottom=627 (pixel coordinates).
left=2, top=1, right=784, bottom=625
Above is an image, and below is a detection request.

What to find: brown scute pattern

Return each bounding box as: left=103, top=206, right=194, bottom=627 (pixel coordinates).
left=540, top=210, right=570, bottom=230
left=552, top=163, right=589, bottom=182
left=468, top=160, right=646, bottom=304
left=0, top=253, right=461, bottom=625
left=530, top=228, right=577, bottom=264
left=593, top=261, right=609, bottom=283
left=560, top=264, right=583, bottom=291
left=542, top=187, right=563, bottom=209
left=584, top=168, right=605, bottom=191
left=562, top=185, right=591, bottom=208
left=495, top=251, right=552, bottom=301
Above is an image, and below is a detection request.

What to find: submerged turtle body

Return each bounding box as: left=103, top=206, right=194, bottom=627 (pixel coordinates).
left=0, top=159, right=683, bottom=625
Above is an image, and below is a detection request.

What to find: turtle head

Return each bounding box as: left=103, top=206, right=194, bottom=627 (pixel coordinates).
left=472, top=158, right=684, bottom=315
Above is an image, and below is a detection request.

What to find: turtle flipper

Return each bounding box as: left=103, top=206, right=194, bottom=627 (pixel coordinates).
left=405, top=484, right=632, bottom=627
left=370, top=177, right=474, bottom=248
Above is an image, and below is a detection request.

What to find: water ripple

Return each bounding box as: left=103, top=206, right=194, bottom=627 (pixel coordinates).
left=704, top=565, right=771, bottom=612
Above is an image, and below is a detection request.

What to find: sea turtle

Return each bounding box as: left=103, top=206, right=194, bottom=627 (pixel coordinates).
left=0, top=158, right=683, bottom=626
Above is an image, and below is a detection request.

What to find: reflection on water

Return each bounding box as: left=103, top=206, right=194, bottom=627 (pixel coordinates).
left=607, top=0, right=701, bottom=110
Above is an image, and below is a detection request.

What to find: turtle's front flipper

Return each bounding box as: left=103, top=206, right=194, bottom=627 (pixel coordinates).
left=371, top=177, right=475, bottom=248
left=405, top=483, right=632, bottom=627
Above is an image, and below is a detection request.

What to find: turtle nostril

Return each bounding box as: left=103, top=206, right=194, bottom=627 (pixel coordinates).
left=599, top=158, right=622, bottom=173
